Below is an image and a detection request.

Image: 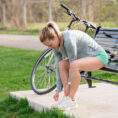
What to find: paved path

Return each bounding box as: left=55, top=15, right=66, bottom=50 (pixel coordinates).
left=10, top=83, right=118, bottom=118
left=0, top=34, right=47, bottom=50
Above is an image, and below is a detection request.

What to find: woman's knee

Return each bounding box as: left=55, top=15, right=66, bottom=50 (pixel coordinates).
left=59, top=60, right=69, bottom=71
left=70, top=61, right=79, bottom=72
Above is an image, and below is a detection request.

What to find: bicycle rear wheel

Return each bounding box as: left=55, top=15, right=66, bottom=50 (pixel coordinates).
left=31, top=49, right=56, bottom=94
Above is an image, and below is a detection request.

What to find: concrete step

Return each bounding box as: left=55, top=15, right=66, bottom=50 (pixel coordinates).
left=10, top=83, right=118, bottom=118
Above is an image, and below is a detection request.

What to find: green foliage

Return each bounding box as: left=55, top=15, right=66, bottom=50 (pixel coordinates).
left=0, top=96, right=73, bottom=118
left=0, top=46, right=117, bottom=117
left=98, top=21, right=118, bottom=28
left=93, top=71, right=118, bottom=82
left=0, top=46, right=43, bottom=101
left=0, top=22, right=69, bottom=35
left=0, top=20, right=118, bottom=36
left=0, top=29, right=39, bottom=35
left=0, top=46, right=74, bottom=117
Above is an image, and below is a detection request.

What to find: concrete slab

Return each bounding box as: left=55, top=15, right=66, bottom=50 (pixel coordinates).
left=10, top=83, right=118, bottom=118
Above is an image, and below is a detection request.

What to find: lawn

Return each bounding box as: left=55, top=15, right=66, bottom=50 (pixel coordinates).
left=0, top=96, right=74, bottom=118
left=0, top=46, right=118, bottom=117
left=0, top=21, right=118, bottom=36
left=0, top=46, right=74, bottom=118
left=0, top=22, right=69, bottom=35
left=0, top=46, right=42, bottom=101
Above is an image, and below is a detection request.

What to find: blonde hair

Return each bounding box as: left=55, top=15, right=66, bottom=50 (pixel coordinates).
left=39, top=21, right=63, bottom=48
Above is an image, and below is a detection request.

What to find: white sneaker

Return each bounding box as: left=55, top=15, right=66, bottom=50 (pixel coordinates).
left=58, top=97, right=78, bottom=110
left=51, top=96, right=68, bottom=108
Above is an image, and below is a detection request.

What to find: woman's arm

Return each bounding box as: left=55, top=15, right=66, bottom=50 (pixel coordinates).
left=53, top=49, right=63, bottom=92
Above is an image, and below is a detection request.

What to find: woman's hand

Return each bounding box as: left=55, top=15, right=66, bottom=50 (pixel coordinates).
left=53, top=92, right=59, bottom=101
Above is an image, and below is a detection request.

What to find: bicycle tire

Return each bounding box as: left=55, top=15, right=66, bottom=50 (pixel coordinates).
left=31, top=49, right=56, bottom=95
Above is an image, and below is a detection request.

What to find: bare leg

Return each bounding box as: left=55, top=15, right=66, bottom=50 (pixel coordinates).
left=59, top=59, right=70, bottom=96
left=69, top=56, right=104, bottom=100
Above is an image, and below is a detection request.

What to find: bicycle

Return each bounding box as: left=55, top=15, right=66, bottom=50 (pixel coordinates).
left=31, top=3, right=118, bottom=95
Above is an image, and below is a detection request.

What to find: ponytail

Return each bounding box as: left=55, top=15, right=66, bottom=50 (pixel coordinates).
left=39, top=21, right=63, bottom=48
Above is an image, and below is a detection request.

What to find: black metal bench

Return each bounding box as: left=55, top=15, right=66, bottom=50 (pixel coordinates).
left=83, top=27, right=118, bottom=87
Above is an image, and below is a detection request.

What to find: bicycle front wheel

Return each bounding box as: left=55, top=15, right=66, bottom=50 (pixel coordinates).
left=31, top=49, right=56, bottom=95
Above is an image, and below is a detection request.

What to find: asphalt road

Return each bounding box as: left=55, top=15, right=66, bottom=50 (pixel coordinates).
left=0, top=34, right=47, bottom=50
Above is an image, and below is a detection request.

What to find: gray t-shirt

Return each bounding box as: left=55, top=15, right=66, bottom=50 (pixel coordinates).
left=53, top=30, right=103, bottom=92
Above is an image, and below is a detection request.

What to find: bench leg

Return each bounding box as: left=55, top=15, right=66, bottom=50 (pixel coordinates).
left=86, top=72, right=96, bottom=88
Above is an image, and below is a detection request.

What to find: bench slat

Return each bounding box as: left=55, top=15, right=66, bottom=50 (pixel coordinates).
left=96, top=34, right=118, bottom=39
left=104, top=62, right=118, bottom=72
left=96, top=43, right=118, bottom=52
left=96, top=41, right=116, bottom=47
left=95, top=38, right=118, bottom=42
left=100, top=27, right=118, bottom=31
left=98, top=30, right=118, bottom=35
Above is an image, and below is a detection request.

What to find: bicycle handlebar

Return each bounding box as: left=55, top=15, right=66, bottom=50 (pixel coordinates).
left=60, top=3, right=97, bottom=30
left=60, top=3, right=73, bottom=16
left=60, top=3, right=70, bottom=11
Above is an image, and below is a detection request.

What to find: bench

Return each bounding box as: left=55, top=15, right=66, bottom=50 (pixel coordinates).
left=83, top=27, right=118, bottom=87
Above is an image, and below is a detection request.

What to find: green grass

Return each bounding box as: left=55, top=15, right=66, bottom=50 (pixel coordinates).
left=0, top=46, right=74, bottom=118
left=0, top=46, right=43, bottom=101
left=1, top=21, right=118, bottom=37
left=0, top=45, right=118, bottom=100
left=93, top=70, right=118, bottom=82
left=0, top=96, right=73, bottom=118
left=0, top=46, right=118, bottom=117
left=0, top=22, right=69, bottom=35
left=97, top=21, right=118, bottom=28
left=0, top=21, right=118, bottom=35
left=0, top=29, right=39, bottom=35
left=0, top=47, right=74, bottom=118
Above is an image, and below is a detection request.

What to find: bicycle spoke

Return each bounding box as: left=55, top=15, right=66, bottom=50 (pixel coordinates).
left=49, top=76, right=50, bottom=86
left=35, top=75, right=43, bottom=88
left=44, top=74, right=48, bottom=88
left=52, top=72, right=55, bottom=86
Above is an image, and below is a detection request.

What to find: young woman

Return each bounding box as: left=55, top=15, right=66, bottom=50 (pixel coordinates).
left=39, top=21, right=108, bottom=109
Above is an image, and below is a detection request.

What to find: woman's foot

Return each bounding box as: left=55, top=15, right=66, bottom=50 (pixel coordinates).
left=52, top=96, right=68, bottom=108
left=52, top=96, right=78, bottom=110
left=58, top=97, right=78, bottom=110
